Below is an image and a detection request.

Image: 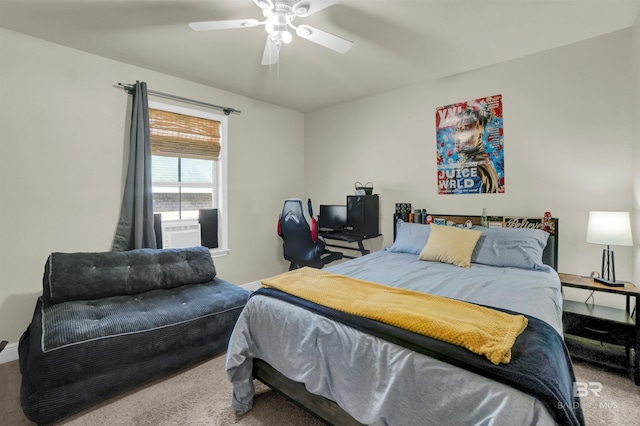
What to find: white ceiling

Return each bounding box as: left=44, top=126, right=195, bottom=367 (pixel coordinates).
left=1, top=0, right=639, bottom=112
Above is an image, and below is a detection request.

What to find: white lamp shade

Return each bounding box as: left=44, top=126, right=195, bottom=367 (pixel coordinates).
left=586, top=211, right=633, bottom=246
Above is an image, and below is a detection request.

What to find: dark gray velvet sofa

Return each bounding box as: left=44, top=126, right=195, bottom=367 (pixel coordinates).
left=19, top=246, right=250, bottom=425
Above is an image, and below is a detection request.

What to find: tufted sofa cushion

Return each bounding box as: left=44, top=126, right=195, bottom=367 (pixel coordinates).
left=29, top=277, right=248, bottom=387
left=43, top=246, right=216, bottom=306
left=20, top=276, right=250, bottom=424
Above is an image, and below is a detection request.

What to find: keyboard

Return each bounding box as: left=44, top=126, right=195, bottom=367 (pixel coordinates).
left=319, top=228, right=340, bottom=233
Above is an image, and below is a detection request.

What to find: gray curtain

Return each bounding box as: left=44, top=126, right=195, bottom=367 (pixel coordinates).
left=112, top=81, right=157, bottom=251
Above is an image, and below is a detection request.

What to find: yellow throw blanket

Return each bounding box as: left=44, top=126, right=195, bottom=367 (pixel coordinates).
left=261, top=267, right=528, bottom=365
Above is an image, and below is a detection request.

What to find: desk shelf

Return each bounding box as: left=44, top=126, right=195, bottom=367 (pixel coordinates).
left=563, top=300, right=635, bottom=326
left=319, top=232, right=382, bottom=259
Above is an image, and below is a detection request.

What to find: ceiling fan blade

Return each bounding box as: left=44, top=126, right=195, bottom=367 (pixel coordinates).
left=253, top=0, right=275, bottom=12
left=293, top=0, right=339, bottom=17
left=189, top=19, right=260, bottom=31
left=295, top=24, right=353, bottom=53
left=261, top=37, right=280, bottom=65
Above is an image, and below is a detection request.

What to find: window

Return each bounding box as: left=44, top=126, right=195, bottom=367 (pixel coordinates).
left=149, top=101, right=228, bottom=255
left=151, top=155, right=213, bottom=221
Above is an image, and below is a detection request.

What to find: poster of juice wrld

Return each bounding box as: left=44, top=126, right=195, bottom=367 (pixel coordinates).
left=436, top=94, right=504, bottom=194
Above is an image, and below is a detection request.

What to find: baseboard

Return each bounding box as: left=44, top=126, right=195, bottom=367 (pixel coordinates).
left=0, top=341, right=19, bottom=364
left=240, top=280, right=262, bottom=292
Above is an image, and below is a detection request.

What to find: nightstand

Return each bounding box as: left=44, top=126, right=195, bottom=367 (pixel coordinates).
left=559, top=273, right=639, bottom=385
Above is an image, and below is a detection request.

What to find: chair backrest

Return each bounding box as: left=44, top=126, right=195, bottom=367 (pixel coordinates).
left=279, top=198, right=326, bottom=267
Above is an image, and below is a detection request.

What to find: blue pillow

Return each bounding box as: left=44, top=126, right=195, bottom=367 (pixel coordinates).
left=387, top=220, right=431, bottom=255
left=471, top=227, right=549, bottom=270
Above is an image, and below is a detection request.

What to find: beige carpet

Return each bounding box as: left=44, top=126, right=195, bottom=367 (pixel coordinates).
left=0, top=353, right=324, bottom=426
left=571, top=362, right=640, bottom=426
left=1, top=352, right=638, bottom=425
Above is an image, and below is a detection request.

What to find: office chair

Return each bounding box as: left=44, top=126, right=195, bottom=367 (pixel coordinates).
left=277, top=198, right=343, bottom=270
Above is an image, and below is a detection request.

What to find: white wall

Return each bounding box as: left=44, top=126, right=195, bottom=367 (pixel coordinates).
left=632, top=11, right=640, bottom=287
left=305, top=30, right=635, bottom=308
left=0, top=29, right=302, bottom=342
left=2, top=25, right=638, bottom=345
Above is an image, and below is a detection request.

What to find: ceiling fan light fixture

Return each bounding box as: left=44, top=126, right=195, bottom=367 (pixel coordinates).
left=281, top=30, right=293, bottom=44
left=265, top=12, right=289, bottom=33
left=265, top=21, right=274, bottom=33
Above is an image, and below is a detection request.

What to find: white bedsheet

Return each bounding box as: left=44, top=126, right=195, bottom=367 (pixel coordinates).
left=226, top=250, right=564, bottom=425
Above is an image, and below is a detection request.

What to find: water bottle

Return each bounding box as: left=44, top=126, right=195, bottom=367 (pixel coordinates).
left=481, top=208, right=488, bottom=227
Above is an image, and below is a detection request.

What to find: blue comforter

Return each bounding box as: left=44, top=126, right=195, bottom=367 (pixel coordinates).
left=255, top=287, right=584, bottom=426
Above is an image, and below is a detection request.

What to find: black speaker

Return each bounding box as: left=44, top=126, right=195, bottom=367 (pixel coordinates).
left=199, top=209, right=219, bottom=249
left=153, top=213, right=163, bottom=249
left=346, top=195, right=379, bottom=236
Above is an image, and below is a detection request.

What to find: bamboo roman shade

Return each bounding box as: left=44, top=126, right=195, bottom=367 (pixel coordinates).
left=149, top=108, right=221, bottom=160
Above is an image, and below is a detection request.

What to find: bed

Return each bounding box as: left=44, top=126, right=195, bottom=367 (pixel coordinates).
left=226, top=214, right=584, bottom=425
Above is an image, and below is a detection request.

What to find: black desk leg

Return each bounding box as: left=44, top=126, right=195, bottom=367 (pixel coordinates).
left=356, top=241, right=369, bottom=256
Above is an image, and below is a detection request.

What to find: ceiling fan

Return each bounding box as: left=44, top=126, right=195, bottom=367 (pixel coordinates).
left=189, top=0, right=353, bottom=65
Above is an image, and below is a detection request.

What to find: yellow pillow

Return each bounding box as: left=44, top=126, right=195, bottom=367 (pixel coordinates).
left=418, top=224, right=482, bottom=268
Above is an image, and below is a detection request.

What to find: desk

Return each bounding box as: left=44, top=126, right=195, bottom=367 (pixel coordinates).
left=319, top=232, right=382, bottom=259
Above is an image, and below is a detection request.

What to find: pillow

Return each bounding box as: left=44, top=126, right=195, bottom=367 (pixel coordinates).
left=471, top=227, right=550, bottom=270
left=418, top=224, right=482, bottom=268
left=388, top=220, right=431, bottom=254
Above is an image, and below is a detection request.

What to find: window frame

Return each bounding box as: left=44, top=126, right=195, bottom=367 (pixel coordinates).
left=149, top=100, right=229, bottom=257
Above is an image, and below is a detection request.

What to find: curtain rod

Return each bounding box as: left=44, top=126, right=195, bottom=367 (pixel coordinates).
left=117, top=83, right=241, bottom=116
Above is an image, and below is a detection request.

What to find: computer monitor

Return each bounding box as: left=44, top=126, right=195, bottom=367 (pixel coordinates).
left=318, top=205, right=347, bottom=232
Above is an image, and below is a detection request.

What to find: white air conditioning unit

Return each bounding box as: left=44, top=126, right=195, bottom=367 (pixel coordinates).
left=162, top=223, right=201, bottom=249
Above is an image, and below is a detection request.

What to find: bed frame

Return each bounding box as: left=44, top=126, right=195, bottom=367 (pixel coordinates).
left=253, top=358, right=364, bottom=425
left=252, top=213, right=560, bottom=425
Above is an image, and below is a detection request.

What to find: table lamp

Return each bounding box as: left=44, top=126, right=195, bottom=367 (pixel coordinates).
left=586, top=211, right=633, bottom=287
